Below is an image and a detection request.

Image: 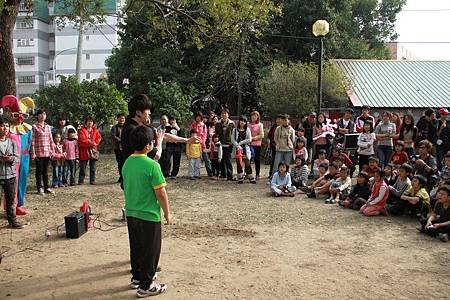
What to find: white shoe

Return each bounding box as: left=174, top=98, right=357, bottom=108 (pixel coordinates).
left=38, top=188, right=44, bottom=195
left=137, top=282, right=167, bottom=297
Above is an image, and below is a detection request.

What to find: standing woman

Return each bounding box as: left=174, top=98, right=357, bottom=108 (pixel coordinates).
left=398, top=113, right=417, bottom=158
left=232, top=116, right=255, bottom=184
left=374, top=111, right=396, bottom=168
left=78, top=117, right=102, bottom=185
left=390, top=112, right=402, bottom=145
left=248, top=111, right=264, bottom=180
left=191, top=112, right=213, bottom=177
left=312, top=112, right=329, bottom=158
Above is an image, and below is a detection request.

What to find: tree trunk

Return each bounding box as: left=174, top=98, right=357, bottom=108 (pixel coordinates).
left=0, top=1, right=20, bottom=97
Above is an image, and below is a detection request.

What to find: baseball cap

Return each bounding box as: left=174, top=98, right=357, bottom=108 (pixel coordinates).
left=438, top=107, right=450, bottom=116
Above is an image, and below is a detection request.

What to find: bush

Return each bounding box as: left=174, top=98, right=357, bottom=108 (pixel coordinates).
left=257, top=61, right=348, bottom=117
left=34, top=76, right=127, bottom=127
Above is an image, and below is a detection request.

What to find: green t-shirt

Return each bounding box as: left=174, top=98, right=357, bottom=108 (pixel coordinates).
left=123, top=154, right=166, bottom=222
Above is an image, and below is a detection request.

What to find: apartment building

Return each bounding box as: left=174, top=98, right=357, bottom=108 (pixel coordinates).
left=13, top=0, right=122, bottom=98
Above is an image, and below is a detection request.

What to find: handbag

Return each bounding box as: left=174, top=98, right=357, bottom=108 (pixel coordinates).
left=89, top=147, right=99, bottom=160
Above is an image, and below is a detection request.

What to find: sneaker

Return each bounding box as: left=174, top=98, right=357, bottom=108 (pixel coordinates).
left=58, top=183, right=65, bottom=188
left=38, top=188, right=45, bottom=195
left=130, top=278, right=140, bottom=289
left=10, top=222, right=25, bottom=229
left=194, top=176, right=201, bottom=179
left=137, top=282, right=167, bottom=298
left=307, top=192, right=316, bottom=199
left=438, top=233, right=449, bottom=242
left=90, top=182, right=96, bottom=185
left=189, top=177, right=195, bottom=180
left=330, top=199, right=337, bottom=204
left=324, top=198, right=332, bottom=204
left=44, top=189, right=54, bottom=194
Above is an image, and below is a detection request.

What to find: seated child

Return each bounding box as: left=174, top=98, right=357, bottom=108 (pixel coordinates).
left=383, top=163, right=397, bottom=186
left=313, top=149, right=329, bottom=178
left=393, top=175, right=430, bottom=217
left=359, top=169, right=389, bottom=216
left=291, top=157, right=309, bottom=188
left=430, top=152, right=450, bottom=207
left=339, top=171, right=371, bottom=210
left=301, top=162, right=328, bottom=193
left=334, top=156, right=347, bottom=170
left=387, top=163, right=412, bottom=205
left=391, top=140, right=409, bottom=167
left=420, top=186, right=450, bottom=242
left=307, top=162, right=339, bottom=199
left=271, top=162, right=296, bottom=197
left=325, top=166, right=351, bottom=204
left=364, top=156, right=380, bottom=179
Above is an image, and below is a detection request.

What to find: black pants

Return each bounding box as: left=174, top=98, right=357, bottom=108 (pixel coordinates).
left=221, top=146, right=233, bottom=179
left=211, top=158, right=221, bottom=177
left=127, top=217, right=161, bottom=290
left=114, top=149, right=125, bottom=182
left=166, top=146, right=182, bottom=177
left=358, top=154, right=371, bottom=172
left=1, top=178, right=17, bottom=225
left=420, top=218, right=450, bottom=237
left=252, top=146, right=261, bottom=177
left=159, top=150, right=170, bottom=177
left=35, top=157, right=50, bottom=190
left=268, top=145, right=276, bottom=177
left=79, top=159, right=97, bottom=184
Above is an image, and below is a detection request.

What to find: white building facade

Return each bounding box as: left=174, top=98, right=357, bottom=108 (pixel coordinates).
left=12, top=0, right=122, bottom=98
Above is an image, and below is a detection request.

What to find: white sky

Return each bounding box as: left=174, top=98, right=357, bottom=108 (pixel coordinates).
left=395, top=0, right=450, bottom=60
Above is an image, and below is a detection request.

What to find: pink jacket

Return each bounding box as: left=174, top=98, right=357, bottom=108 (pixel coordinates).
left=63, top=139, right=79, bottom=160
left=369, top=180, right=389, bottom=206
left=191, top=121, right=208, bottom=150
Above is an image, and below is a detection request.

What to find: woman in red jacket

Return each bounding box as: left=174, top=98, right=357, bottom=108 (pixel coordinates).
left=78, top=117, right=102, bottom=185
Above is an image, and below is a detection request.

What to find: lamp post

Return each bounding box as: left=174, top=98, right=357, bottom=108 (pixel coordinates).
left=312, top=20, right=330, bottom=113
left=53, top=48, right=77, bottom=85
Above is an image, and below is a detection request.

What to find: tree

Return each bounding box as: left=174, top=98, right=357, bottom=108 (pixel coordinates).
left=271, top=0, right=406, bottom=61
left=148, top=80, right=195, bottom=127
left=257, top=61, right=348, bottom=117
left=34, top=75, right=127, bottom=126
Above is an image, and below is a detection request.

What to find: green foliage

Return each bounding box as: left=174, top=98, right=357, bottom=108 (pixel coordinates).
left=34, top=76, right=127, bottom=126
left=148, top=80, right=195, bottom=127
left=53, top=0, right=108, bottom=29
left=257, top=61, right=348, bottom=117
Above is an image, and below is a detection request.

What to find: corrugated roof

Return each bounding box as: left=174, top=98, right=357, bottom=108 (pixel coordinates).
left=334, top=59, right=450, bottom=108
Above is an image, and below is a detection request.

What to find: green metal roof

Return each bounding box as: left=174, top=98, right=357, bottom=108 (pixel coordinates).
left=53, top=0, right=117, bottom=15
left=334, top=59, right=450, bottom=108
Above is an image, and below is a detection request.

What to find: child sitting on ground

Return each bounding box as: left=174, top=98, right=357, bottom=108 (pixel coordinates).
left=364, top=156, right=381, bottom=179
left=291, top=156, right=309, bottom=188
left=301, top=162, right=328, bottom=193
left=122, top=125, right=172, bottom=297
left=387, top=163, right=412, bottom=205
left=339, top=172, right=371, bottom=210
left=334, top=156, right=347, bottom=170
left=313, top=149, right=329, bottom=178
left=186, top=129, right=202, bottom=180
left=293, top=137, right=308, bottom=162
left=325, top=166, right=351, bottom=204
left=384, top=163, right=397, bottom=186
left=359, top=169, right=389, bottom=216
left=420, top=186, right=450, bottom=242
left=391, top=175, right=430, bottom=217
left=391, top=140, right=409, bottom=167
left=307, top=162, right=339, bottom=199
left=271, top=162, right=296, bottom=197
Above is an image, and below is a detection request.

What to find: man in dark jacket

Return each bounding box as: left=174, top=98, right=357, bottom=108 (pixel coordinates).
left=111, top=113, right=125, bottom=183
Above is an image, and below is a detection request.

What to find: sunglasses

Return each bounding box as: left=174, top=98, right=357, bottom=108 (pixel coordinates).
left=11, top=112, right=29, bottom=119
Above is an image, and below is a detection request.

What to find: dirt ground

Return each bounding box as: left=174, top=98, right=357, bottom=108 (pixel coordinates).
left=0, top=154, right=449, bottom=300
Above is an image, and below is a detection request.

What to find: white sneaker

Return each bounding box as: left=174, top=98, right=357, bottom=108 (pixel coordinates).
left=38, top=188, right=44, bottom=195
left=130, top=273, right=158, bottom=289
left=137, top=282, right=167, bottom=298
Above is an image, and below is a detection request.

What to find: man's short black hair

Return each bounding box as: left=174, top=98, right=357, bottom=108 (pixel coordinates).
left=36, top=108, right=45, bottom=116
left=128, top=94, right=152, bottom=117
left=0, top=116, right=9, bottom=125
left=424, top=108, right=434, bottom=117
left=438, top=186, right=450, bottom=196
left=399, top=163, right=413, bottom=174
left=445, top=151, right=450, bottom=158
left=130, top=125, right=154, bottom=151
left=116, top=113, right=125, bottom=118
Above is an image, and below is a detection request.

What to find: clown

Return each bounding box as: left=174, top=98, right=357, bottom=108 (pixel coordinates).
left=1, top=95, right=35, bottom=215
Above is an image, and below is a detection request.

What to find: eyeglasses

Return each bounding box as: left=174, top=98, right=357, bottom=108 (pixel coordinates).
left=11, top=112, right=29, bottom=119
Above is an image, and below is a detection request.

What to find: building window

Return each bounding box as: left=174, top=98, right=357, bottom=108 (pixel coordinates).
left=86, top=35, right=90, bottom=41
left=18, top=76, right=35, bottom=83
left=16, top=57, right=35, bottom=65
left=86, top=54, right=90, bottom=60
left=18, top=3, right=30, bottom=12
left=86, top=73, right=91, bottom=79
left=17, top=38, right=34, bottom=47
left=16, top=19, right=33, bottom=29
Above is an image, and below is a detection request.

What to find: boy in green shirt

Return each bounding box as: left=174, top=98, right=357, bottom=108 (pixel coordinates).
left=122, top=125, right=173, bottom=297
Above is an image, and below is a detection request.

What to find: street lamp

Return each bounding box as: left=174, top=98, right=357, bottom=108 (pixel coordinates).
left=53, top=48, right=77, bottom=85
left=312, top=20, right=330, bottom=113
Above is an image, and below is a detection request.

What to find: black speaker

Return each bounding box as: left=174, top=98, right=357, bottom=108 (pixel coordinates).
left=65, top=211, right=86, bottom=239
